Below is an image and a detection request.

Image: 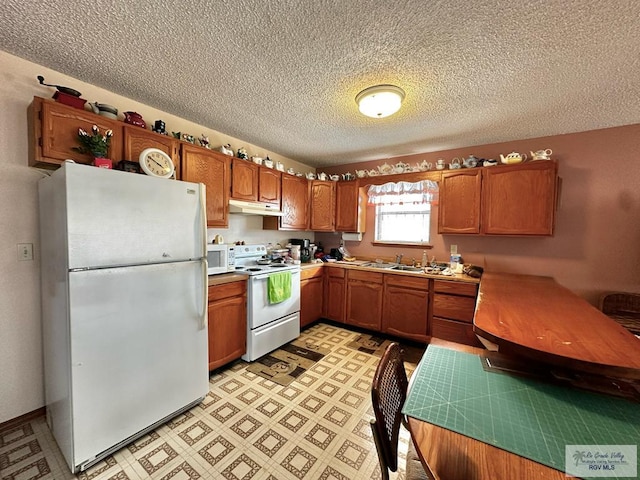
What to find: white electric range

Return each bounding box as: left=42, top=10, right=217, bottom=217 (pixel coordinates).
left=234, top=245, right=301, bottom=361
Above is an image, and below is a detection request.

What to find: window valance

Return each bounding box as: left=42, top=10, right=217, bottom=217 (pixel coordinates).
left=367, top=180, right=438, bottom=206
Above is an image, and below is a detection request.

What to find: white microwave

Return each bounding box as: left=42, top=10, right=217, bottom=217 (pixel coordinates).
left=206, top=244, right=235, bottom=275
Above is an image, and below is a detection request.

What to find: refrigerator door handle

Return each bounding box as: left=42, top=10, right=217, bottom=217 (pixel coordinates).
left=201, top=258, right=208, bottom=329
left=199, top=183, right=207, bottom=258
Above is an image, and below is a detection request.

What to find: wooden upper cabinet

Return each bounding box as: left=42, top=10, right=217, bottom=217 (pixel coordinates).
left=279, top=174, right=309, bottom=230
left=123, top=125, right=181, bottom=179
left=335, top=181, right=366, bottom=233
left=309, top=180, right=336, bottom=231
left=481, top=162, right=557, bottom=235
left=181, top=145, right=229, bottom=227
left=438, top=169, right=482, bottom=234
left=231, top=159, right=259, bottom=201
left=29, top=96, right=122, bottom=168
left=258, top=167, right=281, bottom=206
left=438, top=162, right=558, bottom=236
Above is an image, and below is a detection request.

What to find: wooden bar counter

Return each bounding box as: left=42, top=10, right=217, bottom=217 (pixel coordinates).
left=474, top=272, right=640, bottom=379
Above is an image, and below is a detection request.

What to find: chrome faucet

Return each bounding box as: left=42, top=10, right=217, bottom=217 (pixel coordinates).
left=395, top=254, right=403, bottom=265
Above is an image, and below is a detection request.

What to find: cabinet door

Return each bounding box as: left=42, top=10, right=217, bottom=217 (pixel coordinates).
left=382, top=277, right=429, bottom=342
left=481, top=162, right=557, bottom=235
left=346, top=271, right=383, bottom=331
left=335, top=181, right=365, bottom=233
left=280, top=174, right=309, bottom=230
left=309, top=181, right=336, bottom=232
left=258, top=167, right=281, bottom=206
left=181, top=145, right=229, bottom=227
left=123, top=125, right=181, bottom=179
left=300, top=276, right=324, bottom=328
left=231, top=159, right=259, bottom=201
left=31, top=97, right=122, bottom=168
left=438, top=170, right=482, bottom=234
left=324, top=270, right=346, bottom=322
left=208, top=290, right=247, bottom=371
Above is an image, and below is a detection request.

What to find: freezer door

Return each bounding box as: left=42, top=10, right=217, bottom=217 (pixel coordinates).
left=68, top=260, right=208, bottom=467
left=62, top=163, right=205, bottom=269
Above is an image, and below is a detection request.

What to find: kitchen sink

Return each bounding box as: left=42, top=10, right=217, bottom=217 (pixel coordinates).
left=391, top=265, right=424, bottom=272
left=362, top=262, right=398, bottom=270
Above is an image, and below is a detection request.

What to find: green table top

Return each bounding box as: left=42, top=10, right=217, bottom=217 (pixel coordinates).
left=402, top=346, right=640, bottom=478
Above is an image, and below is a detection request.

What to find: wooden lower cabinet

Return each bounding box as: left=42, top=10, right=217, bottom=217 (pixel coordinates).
left=382, top=275, right=429, bottom=342
left=432, top=280, right=481, bottom=347
left=324, top=268, right=346, bottom=322
left=300, top=267, right=324, bottom=328
left=346, top=270, right=383, bottom=331
left=207, top=280, right=247, bottom=371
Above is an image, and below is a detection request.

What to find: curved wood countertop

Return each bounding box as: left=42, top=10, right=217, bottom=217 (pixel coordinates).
left=474, top=272, right=640, bottom=379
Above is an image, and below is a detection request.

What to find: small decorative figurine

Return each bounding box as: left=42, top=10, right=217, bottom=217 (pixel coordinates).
left=237, top=147, right=248, bottom=159
left=153, top=120, right=167, bottom=135
left=219, top=144, right=233, bottom=156
left=198, top=134, right=210, bottom=148
left=182, top=133, right=195, bottom=144
left=171, top=132, right=181, bottom=139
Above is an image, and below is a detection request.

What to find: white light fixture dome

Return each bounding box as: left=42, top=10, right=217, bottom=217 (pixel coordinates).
left=356, top=85, right=405, bottom=118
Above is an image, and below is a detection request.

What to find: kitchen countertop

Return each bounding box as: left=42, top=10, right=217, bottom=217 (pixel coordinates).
left=207, top=273, right=248, bottom=287
left=474, top=272, right=640, bottom=379
left=316, top=261, right=480, bottom=284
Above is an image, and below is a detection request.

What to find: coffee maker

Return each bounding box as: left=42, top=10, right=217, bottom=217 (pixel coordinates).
left=291, top=239, right=311, bottom=263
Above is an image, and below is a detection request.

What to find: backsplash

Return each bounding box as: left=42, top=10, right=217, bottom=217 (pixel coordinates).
left=207, top=215, right=315, bottom=247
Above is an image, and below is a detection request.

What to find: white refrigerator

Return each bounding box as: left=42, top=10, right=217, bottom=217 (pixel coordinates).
left=38, top=162, right=209, bottom=473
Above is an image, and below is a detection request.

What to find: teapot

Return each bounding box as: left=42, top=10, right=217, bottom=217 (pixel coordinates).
left=500, top=152, right=527, bottom=164
left=342, top=172, right=355, bottom=181
left=462, top=155, right=479, bottom=168
left=89, top=102, right=118, bottom=120
left=449, top=158, right=462, bottom=169
left=394, top=162, right=409, bottom=174
left=530, top=149, right=553, bottom=161
left=355, top=170, right=367, bottom=178
left=318, top=172, right=328, bottom=180
left=420, top=160, right=433, bottom=171
left=306, top=172, right=316, bottom=180
left=123, top=111, right=146, bottom=129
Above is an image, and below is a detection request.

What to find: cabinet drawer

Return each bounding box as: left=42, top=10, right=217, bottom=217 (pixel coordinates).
left=301, top=266, right=324, bottom=280
left=384, top=275, right=429, bottom=291
left=326, top=267, right=345, bottom=279
left=433, top=294, right=476, bottom=322
left=433, top=280, right=478, bottom=297
left=208, top=281, right=246, bottom=302
left=431, top=317, right=482, bottom=347
left=347, top=269, right=383, bottom=283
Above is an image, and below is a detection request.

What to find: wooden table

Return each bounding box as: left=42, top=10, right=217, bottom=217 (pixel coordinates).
left=406, top=340, right=566, bottom=479
left=474, top=273, right=640, bottom=379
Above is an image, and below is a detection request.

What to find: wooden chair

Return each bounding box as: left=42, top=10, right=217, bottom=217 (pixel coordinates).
left=599, top=292, right=640, bottom=336
left=370, top=342, right=437, bottom=480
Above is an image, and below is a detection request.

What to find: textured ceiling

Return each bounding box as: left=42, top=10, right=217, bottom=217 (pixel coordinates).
left=1, top=0, right=639, bottom=167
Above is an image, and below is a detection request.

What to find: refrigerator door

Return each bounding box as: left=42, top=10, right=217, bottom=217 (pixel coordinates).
left=61, top=163, right=205, bottom=269
left=68, top=260, right=208, bottom=468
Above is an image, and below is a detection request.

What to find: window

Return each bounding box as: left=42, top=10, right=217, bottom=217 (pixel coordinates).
left=375, top=202, right=431, bottom=244
left=367, top=180, right=437, bottom=245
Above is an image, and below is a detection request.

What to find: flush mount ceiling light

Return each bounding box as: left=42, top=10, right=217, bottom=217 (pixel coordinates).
left=355, top=84, right=405, bottom=118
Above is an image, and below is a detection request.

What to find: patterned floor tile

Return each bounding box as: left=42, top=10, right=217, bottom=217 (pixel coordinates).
left=2, top=323, right=423, bottom=480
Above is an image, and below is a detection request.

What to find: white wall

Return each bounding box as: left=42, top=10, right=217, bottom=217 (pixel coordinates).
left=0, top=50, right=314, bottom=423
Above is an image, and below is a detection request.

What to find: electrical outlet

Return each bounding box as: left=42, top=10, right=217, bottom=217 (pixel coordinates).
left=18, top=243, right=33, bottom=261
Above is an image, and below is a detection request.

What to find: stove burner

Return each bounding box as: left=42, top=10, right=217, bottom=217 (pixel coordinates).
left=245, top=268, right=262, bottom=272
left=269, top=264, right=287, bottom=268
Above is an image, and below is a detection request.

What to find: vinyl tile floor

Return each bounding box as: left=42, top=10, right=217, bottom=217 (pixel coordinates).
left=0, top=323, right=425, bottom=480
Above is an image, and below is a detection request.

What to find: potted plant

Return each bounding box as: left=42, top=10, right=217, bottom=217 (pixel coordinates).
left=73, top=125, right=113, bottom=167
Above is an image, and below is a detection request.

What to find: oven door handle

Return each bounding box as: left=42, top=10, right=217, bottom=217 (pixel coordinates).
left=251, top=271, right=301, bottom=281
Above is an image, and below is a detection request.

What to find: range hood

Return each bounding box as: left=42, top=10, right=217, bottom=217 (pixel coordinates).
left=228, top=199, right=283, bottom=216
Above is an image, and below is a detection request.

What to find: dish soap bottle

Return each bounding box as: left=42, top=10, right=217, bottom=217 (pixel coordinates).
left=421, top=250, right=428, bottom=268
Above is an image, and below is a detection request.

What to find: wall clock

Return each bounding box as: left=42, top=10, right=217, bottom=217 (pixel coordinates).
left=139, top=148, right=175, bottom=179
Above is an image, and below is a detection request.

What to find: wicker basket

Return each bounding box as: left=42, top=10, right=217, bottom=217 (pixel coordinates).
left=599, top=292, right=640, bottom=335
